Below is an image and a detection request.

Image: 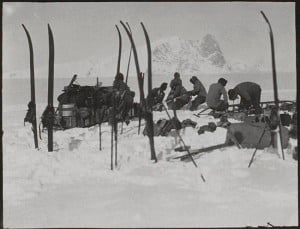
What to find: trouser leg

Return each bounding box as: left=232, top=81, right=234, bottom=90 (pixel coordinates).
left=190, top=95, right=206, bottom=111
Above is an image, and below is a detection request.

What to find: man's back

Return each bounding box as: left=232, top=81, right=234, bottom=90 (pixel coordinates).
left=206, top=82, right=227, bottom=108
left=194, top=80, right=207, bottom=97
left=235, top=82, right=261, bottom=97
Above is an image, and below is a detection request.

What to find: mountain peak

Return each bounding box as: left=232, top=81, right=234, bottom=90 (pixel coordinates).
left=150, top=34, right=228, bottom=75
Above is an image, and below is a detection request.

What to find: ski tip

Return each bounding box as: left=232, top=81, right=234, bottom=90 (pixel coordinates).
left=120, top=21, right=126, bottom=28
left=48, top=24, right=53, bottom=31
left=48, top=24, right=54, bottom=36
left=141, top=22, right=147, bottom=32
left=21, top=24, right=28, bottom=32
left=126, top=22, right=132, bottom=33
left=260, top=10, right=269, bottom=23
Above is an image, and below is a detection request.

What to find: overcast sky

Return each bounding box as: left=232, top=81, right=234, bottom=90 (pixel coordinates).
left=3, top=2, right=296, bottom=73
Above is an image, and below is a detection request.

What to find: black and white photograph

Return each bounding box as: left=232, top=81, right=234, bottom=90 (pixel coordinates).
left=2, top=2, right=297, bottom=227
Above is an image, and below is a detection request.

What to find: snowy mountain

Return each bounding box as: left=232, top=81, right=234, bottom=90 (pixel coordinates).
left=151, top=35, right=228, bottom=75
left=4, top=34, right=259, bottom=79
left=98, top=34, right=255, bottom=77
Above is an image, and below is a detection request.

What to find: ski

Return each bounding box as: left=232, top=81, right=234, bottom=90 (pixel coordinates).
left=170, top=143, right=228, bottom=160
left=119, top=21, right=157, bottom=162
left=260, top=11, right=285, bottom=160
left=114, top=25, right=122, bottom=167
left=120, top=21, right=144, bottom=102
left=115, top=25, right=122, bottom=74
left=141, top=22, right=157, bottom=161
left=22, top=24, right=39, bottom=149
left=125, top=22, right=132, bottom=85
left=174, top=131, right=241, bottom=162
left=140, top=23, right=152, bottom=94
left=47, top=24, right=55, bottom=152
left=121, top=23, right=133, bottom=134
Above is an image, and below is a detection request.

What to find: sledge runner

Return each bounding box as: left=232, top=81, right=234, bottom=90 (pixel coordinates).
left=187, top=76, right=207, bottom=111
left=166, top=72, right=190, bottom=110
left=206, top=77, right=229, bottom=112
left=147, top=82, right=168, bottom=111
left=228, top=82, right=262, bottom=114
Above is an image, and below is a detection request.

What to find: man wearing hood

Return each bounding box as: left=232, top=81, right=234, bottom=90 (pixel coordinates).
left=188, top=76, right=207, bottom=111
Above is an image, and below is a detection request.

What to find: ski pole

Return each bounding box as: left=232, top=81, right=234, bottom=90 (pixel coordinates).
left=248, top=123, right=268, bottom=168
left=114, top=121, right=118, bottom=167
left=111, top=106, right=114, bottom=170
left=99, top=122, right=102, bottom=151
left=162, top=104, right=206, bottom=182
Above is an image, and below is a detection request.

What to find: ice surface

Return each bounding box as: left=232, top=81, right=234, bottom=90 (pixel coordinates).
left=2, top=76, right=298, bottom=227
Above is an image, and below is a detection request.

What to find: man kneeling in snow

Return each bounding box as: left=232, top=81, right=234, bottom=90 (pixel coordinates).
left=228, top=82, right=262, bottom=114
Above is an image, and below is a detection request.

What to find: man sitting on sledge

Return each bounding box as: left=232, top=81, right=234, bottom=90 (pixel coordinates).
left=166, top=72, right=190, bottom=110
left=147, top=82, right=168, bottom=111
left=206, top=77, right=229, bottom=112
left=228, top=82, right=262, bottom=114
left=187, top=76, right=207, bottom=111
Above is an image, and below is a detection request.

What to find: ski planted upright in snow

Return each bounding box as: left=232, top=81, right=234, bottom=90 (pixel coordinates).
left=114, top=24, right=122, bottom=167
left=260, top=11, right=285, bottom=160
left=22, top=24, right=39, bottom=149
left=120, top=21, right=144, bottom=102
left=115, top=25, right=122, bottom=75
left=140, top=22, right=157, bottom=161
left=47, top=24, right=55, bottom=152
left=119, top=21, right=157, bottom=162
left=125, top=22, right=132, bottom=85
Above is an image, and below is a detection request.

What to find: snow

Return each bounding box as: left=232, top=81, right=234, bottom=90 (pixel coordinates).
left=3, top=82, right=298, bottom=227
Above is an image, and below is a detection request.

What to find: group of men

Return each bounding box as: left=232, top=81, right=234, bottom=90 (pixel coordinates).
left=147, top=72, right=262, bottom=114
left=108, top=71, right=263, bottom=126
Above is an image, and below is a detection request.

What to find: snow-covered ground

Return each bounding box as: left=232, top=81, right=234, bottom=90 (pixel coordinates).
left=2, top=76, right=298, bottom=227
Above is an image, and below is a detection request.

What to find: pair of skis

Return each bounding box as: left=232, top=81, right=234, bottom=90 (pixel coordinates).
left=117, top=21, right=157, bottom=162
left=110, top=21, right=157, bottom=168
left=110, top=23, right=132, bottom=169
left=22, top=24, right=55, bottom=152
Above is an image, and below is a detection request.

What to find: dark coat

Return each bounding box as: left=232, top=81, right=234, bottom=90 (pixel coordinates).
left=234, top=82, right=261, bottom=108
